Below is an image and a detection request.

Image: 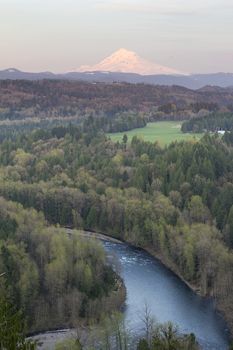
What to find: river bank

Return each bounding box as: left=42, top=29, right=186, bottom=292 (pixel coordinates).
left=103, top=239, right=230, bottom=349
left=78, top=228, right=232, bottom=341
left=66, top=228, right=123, bottom=244
left=143, top=246, right=233, bottom=342
left=30, top=234, right=230, bottom=349
left=77, top=229, right=206, bottom=293
left=28, top=279, right=126, bottom=349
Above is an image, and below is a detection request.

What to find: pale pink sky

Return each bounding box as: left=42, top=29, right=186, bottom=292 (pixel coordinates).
left=0, top=0, right=233, bottom=73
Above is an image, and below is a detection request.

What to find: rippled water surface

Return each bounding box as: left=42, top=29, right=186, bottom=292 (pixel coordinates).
left=103, top=241, right=230, bottom=350
left=31, top=239, right=230, bottom=349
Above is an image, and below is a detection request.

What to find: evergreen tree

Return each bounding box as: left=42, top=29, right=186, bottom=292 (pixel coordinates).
left=0, top=298, right=36, bottom=350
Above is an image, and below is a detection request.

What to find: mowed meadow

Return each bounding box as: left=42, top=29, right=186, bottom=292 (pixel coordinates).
left=108, top=121, right=203, bottom=145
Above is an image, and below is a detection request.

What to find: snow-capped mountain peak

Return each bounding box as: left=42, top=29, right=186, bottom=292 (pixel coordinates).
left=77, top=48, right=185, bottom=76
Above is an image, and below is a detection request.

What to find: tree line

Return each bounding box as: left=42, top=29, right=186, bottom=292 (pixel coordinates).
left=181, top=112, right=233, bottom=133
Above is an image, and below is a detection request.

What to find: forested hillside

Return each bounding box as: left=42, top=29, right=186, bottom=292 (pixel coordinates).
left=0, top=125, right=233, bottom=333
left=1, top=80, right=229, bottom=120
left=0, top=197, right=123, bottom=333
left=0, top=80, right=233, bottom=124
left=1, top=80, right=233, bottom=141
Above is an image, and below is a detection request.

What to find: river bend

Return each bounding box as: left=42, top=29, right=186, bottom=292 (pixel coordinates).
left=31, top=239, right=230, bottom=349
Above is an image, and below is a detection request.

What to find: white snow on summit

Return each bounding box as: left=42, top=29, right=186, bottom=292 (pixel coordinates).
left=77, top=48, right=185, bottom=76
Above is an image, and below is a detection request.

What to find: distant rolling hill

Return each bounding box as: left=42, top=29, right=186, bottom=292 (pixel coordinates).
left=1, top=68, right=233, bottom=89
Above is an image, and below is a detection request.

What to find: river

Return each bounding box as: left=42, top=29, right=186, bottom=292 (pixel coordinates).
left=31, top=239, right=230, bottom=349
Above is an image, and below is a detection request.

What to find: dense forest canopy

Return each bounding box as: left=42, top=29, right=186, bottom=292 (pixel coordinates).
left=0, top=196, right=123, bottom=333
left=0, top=124, right=233, bottom=336
left=1, top=80, right=233, bottom=124
left=182, top=112, right=233, bottom=133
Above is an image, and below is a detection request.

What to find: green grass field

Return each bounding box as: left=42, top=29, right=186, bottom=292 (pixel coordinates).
left=108, top=121, right=203, bottom=146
